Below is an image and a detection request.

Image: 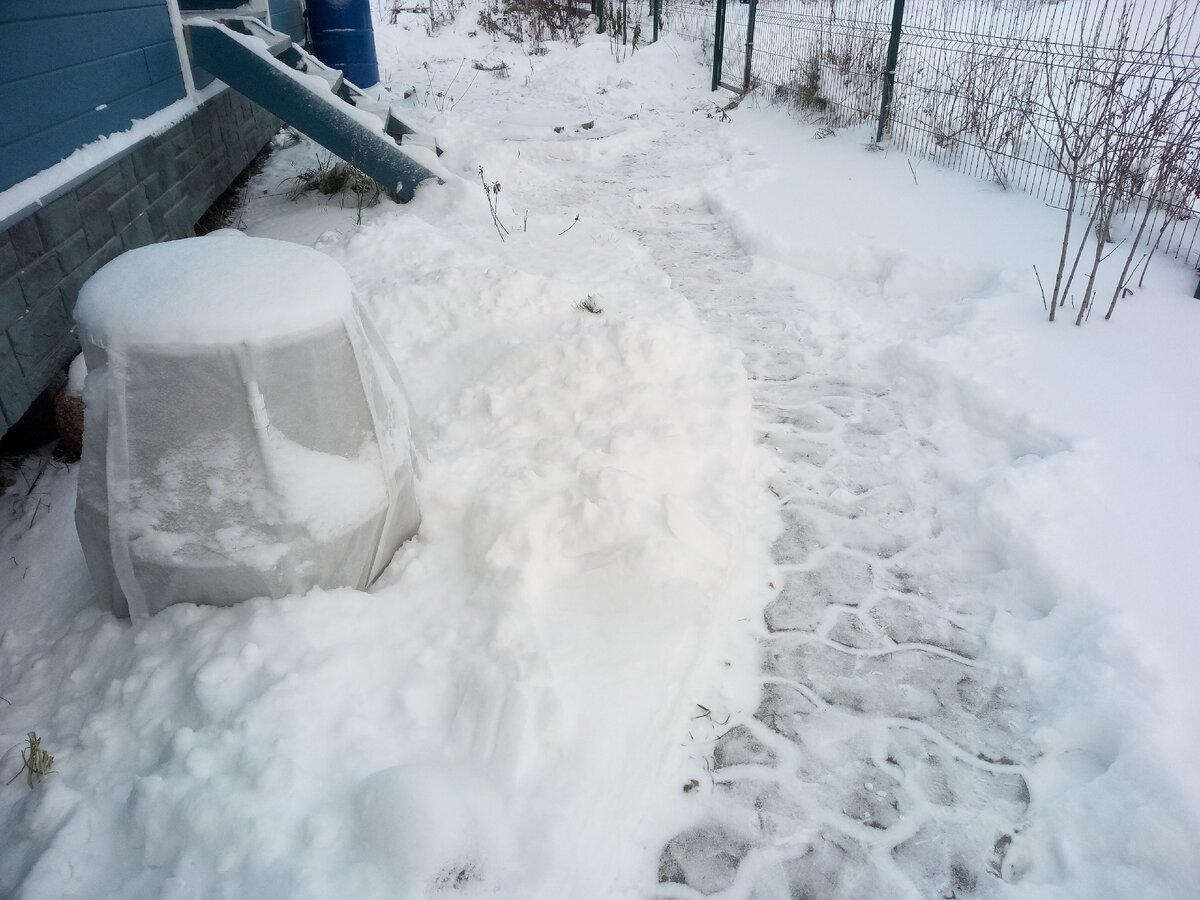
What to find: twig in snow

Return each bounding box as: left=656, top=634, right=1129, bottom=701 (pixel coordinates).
left=692, top=704, right=730, bottom=726
left=1099, top=238, right=1126, bottom=264
left=449, top=69, right=479, bottom=111
left=557, top=214, right=580, bottom=236
left=1033, top=265, right=1048, bottom=311
left=478, top=167, right=508, bottom=241
left=907, top=159, right=919, bottom=186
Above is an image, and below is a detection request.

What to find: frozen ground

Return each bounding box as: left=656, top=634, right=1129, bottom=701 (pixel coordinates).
left=1, top=7, right=1199, bottom=898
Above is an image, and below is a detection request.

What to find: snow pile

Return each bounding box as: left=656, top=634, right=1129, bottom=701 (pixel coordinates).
left=0, top=20, right=771, bottom=898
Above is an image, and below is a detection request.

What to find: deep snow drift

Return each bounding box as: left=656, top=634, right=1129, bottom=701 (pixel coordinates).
left=1, top=6, right=1198, bottom=899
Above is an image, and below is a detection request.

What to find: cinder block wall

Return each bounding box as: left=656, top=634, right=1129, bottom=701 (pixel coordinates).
left=0, top=91, right=281, bottom=433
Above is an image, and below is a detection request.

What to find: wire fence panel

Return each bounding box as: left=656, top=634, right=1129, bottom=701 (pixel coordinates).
left=749, top=0, right=894, bottom=126
left=888, top=0, right=1200, bottom=270
left=661, top=0, right=718, bottom=45
left=658, top=0, right=1200, bottom=272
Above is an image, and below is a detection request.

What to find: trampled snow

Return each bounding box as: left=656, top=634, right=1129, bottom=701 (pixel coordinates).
left=1, top=5, right=1198, bottom=899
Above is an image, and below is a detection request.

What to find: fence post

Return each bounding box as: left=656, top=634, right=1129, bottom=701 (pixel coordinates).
left=595, top=0, right=604, bottom=34
left=712, top=0, right=727, bottom=91
left=652, top=0, right=660, bottom=43
left=623, top=0, right=628, bottom=43
left=875, top=0, right=906, bottom=143
left=741, top=0, right=759, bottom=92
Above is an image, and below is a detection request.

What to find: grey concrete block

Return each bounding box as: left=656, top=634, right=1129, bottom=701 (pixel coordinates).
left=183, top=169, right=213, bottom=218
left=81, top=193, right=119, bottom=253
left=196, top=131, right=216, bottom=159
left=130, top=145, right=157, bottom=182
left=143, top=171, right=165, bottom=200
left=119, top=213, right=156, bottom=252
left=78, top=168, right=127, bottom=206
left=35, top=194, right=83, bottom=246
left=9, top=217, right=44, bottom=266
left=0, top=334, right=28, bottom=429
left=0, top=238, right=17, bottom=284
left=8, top=295, right=71, bottom=380
left=152, top=181, right=186, bottom=218
left=18, top=329, right=78, bottom=399
left=164, top=198, right=196, bottom=239
left=86, top=234, right=124, bottom=274
left=118, top=155, right=138, bottom=188
left=17, top=253, right=65, bottom=305
left=108, top=184, right=150, bottom=231
left=58, top=265, right=92, bottom=315
left=153, top=149, right=181, bottom=188
left=146, top=202, right=167, bottom=238
left=1, top=276, right=26, bottom=333
left=56, top=229, right=90, bottom=273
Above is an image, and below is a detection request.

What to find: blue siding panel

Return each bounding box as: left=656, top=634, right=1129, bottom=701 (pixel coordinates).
left=2, top=78, right=186, bottom=191
left=270, top=0, right=307, bottom=43
left=1, top=51, right=160, bottom=145
left=0, top=9, right=174, bottom=79
left=144, top=40, right=183, bottom=81
left=0, top=1, right=164, bottom=25
left=0, top=0, right=186, bottom=193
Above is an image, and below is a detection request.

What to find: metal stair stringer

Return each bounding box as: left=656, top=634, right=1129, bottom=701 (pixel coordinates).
left=184, top=18, right=439, bottom=202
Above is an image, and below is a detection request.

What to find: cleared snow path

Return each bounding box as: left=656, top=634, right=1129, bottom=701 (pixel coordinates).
left=517, top=79, right=1195, bottom=896
left=642, top=203, right=1040, bottom=899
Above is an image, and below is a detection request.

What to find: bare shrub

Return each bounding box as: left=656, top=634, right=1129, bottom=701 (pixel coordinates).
left=477, top=0, right=589, bottom=50
left=283, top=155, right=397, bottom=223
left=771, top=27, right=885, bottom=127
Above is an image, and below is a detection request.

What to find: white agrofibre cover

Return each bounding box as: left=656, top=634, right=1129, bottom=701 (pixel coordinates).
left=73, top=230, right=420, bottom=618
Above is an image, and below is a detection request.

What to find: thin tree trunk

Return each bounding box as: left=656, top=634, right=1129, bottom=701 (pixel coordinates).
left=1050, top=175, right=1079, bottom=321
left=1077, top=195, right=1117, bottom=325
left=1106, top=197, right=1156, bottom=319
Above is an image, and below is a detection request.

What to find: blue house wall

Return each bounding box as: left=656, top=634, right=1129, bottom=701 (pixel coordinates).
left=0, top=1, right=188, bottom=194
left=269, top=0, right=307, bottom=43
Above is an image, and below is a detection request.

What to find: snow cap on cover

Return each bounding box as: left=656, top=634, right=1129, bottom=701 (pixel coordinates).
left=75, top=230, right=355, bottom=349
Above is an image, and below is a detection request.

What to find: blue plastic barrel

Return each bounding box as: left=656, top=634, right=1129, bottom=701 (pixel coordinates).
left=305, top=0, right=380, bottom=89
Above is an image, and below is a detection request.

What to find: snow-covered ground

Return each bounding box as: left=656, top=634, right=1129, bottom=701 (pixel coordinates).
left=1, top=6, right=1198, bottom=898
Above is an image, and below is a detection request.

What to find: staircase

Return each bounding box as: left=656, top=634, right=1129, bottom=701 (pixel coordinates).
left=184, top=17, right=441, bottom=202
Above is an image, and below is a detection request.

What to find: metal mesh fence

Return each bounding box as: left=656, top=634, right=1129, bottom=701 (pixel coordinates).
left=660, top=0, right=717, bottom=45
left=659, top=0, right=1200, bottom=271
left=742, top=0, right=892, bottom=124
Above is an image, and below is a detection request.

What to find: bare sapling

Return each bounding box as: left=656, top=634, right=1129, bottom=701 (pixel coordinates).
left=1033, top=42, right=1107, bottom=321
left=479, top=167, right=509, bottom=241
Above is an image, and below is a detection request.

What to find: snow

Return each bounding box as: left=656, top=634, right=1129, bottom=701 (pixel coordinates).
left=2, top=4, right=1199, bottom=898
left=64, top=355, right=87, bottom=399
left=74, top=231, right=355, bottom=349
